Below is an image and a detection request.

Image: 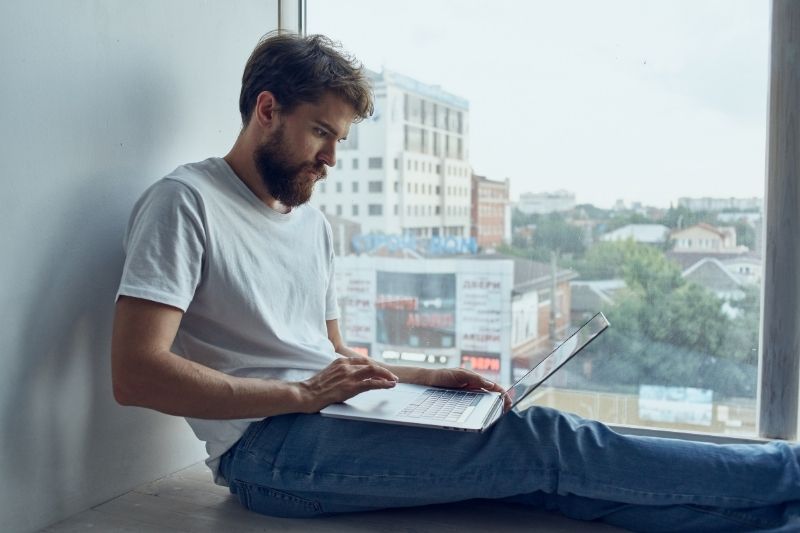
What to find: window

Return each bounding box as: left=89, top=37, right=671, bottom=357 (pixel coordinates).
left=310, top=0, right=777, bottom=440
left=369, top=204, right=383, bottom=216
left=335, top=182, right=342, bottom=193
left=352, top=158, right=359, bottom=170
left=368, top=181, right=383, bottom=193
left=319, top=183, right=326, bottom=193
left=369, top=157, right=383, bottom=169
left=319, top=204, right=326, bottom=213
left=352, top=204, right=359, bottom=216
left=335, top=204, right=342, bottom=216
left=352, top=181, right=359, bottom=193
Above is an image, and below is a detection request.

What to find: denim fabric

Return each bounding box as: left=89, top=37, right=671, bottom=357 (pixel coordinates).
left=219, top=406, right=800, bottom=532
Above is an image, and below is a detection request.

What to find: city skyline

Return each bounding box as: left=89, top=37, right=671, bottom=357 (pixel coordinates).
left=308, top=0, right=770, bottom=209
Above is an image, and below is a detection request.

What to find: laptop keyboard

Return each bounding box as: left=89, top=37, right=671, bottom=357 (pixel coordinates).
left=398, top=388, right=483, bottom=422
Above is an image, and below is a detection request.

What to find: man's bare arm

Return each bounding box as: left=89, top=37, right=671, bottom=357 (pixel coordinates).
left=112, top=297, right=398, bottom=418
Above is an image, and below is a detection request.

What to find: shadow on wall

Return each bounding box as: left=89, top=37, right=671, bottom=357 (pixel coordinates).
left=1, top=64, right=204, bottom=530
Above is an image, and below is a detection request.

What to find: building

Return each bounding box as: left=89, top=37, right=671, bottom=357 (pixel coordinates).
left=322, top=213, right=362, bottom=257
left=516, top=190, right=576, bottom=215
left=600, top=224, right=671, bottom=245
left=570, top=279, right=627, bottom=323
left=677, top=197, right=763, bottom=212
left=471, top=174, right=510, bottom=250
left=670, top=223, right=746, bottom=254
left=333, top=253, right=576, bottom=384
left=310, top=69, right=472, bottom=238
left=471, top=254, right=578, bottom=378
left=682, top=258, right=747, bottom=302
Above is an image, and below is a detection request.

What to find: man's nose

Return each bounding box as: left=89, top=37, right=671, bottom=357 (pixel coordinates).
left=318, top=141, right=337, bottom=168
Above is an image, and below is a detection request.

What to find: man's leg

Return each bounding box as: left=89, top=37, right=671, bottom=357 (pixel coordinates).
left=220, top=406, right=799, bottom=531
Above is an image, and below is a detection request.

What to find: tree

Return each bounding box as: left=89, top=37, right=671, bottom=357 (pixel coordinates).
left=582, top=242, right=758, bottom=399
left=733, top=219, right=756, bottom=250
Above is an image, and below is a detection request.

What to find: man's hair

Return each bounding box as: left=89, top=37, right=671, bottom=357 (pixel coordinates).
left=239, top=31, right=374, bottom=126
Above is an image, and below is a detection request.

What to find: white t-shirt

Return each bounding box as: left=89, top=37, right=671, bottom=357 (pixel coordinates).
left=116, top=157, right=340, bottom=484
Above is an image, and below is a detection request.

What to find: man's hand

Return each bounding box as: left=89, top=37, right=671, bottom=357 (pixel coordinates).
left=424, top=368, right=513, bottom=412
left=297, top=357, right=399, bottom=413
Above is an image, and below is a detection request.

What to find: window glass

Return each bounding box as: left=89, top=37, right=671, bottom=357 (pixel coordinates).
left=309, top=0, right=768, bottom=437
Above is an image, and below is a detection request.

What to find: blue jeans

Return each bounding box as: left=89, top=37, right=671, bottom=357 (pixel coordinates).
left=218, top=406, right=800, bottom=532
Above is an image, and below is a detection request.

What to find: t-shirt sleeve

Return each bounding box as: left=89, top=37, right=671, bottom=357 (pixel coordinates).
left=116, top=178, right=206, bottom=312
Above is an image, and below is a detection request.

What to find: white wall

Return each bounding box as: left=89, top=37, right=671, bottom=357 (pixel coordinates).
left=0, top=2, right=278, bottom=531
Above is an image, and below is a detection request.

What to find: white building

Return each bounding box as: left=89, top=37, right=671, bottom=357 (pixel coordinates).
left=677, top=197, right=762, bottom=212
left=310, top=69, right=472, bottom=238
left=671, top=223, right=746, bottom=254
left=601, top=224, right=670, bottom=245
left=516, top=190, right=576, bottom=215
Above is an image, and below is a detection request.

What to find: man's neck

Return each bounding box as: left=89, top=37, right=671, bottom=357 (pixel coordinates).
left=224, top=140, right=290, bottom=213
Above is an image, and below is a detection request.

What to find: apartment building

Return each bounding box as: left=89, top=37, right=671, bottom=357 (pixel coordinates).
left=516, top=189, right=576, bottom=215
left=310, top=69, right=472, bottom=238
left=470, top=174, right=510, bottom=250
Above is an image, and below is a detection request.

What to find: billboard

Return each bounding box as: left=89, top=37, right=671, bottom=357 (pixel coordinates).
left=376, top=272, right=456, bottom=348
left=336, top=256, right=514, bottom=384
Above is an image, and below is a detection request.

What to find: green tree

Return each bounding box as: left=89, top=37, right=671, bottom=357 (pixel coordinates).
left=532, top=213, right=586, bottom=256
left=583, top=243, right=757, bottom=399
left=733, top=219, right=756, bottom=250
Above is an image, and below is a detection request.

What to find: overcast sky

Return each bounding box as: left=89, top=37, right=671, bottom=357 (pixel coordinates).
left=307, top=0, right=770, bottom=209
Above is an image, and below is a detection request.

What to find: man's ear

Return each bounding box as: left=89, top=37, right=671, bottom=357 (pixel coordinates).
left=253, top=91, right=280, bottom=129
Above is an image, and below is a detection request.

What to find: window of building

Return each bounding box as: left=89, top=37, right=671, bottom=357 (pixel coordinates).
left=368, top=204, right=383, bottom=216
left=335, top=204, right=342, bottom=216
left=352, top=204, right=359, bottom=216
left=368, top=181, right=383, bottom=193
left=368, top=157, right=383, bottom=169
left=352, top=158, right=359, bottom=170
left=352, top=181, right=359, bottom=193
left=310, top=0, right=775, bottom=440
left=335, top=182, right=342, bottom=193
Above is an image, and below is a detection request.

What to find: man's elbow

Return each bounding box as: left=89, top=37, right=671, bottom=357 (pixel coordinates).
left=112, top=367, right=138, bottom=406
left=111, top=351, right=147, bottom=407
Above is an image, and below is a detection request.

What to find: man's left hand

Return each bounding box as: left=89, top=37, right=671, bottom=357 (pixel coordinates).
left=424, top=368, right=512, bottom=412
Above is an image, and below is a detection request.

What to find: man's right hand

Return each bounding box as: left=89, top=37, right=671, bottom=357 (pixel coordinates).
left=296, top=357, right=399, bottom=413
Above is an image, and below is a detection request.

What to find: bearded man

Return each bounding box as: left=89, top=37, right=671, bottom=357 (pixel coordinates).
left=112, top=32, right=800, bottom=531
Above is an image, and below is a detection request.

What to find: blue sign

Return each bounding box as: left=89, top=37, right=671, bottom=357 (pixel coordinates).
left=351, top=234, right=478, bottom=255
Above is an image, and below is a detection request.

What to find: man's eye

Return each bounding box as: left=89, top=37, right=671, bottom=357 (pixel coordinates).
left=314, top=127, right=328, bottom=137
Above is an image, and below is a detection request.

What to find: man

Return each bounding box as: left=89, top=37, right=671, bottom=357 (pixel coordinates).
left=112, top=32, right=799, bottom=531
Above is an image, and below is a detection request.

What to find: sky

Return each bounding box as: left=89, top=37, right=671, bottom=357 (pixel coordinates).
left=307, top=0, right=771, bottom=209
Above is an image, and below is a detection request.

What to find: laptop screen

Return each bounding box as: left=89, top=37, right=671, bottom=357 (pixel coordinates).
left=506, top=312, right=609, bottom=412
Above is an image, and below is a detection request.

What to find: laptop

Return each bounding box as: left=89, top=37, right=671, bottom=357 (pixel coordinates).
left=321, top=312, right=609, bottom=432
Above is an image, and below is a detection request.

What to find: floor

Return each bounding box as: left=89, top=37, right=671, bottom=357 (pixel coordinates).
left=41, top=463, right=628, bottom=532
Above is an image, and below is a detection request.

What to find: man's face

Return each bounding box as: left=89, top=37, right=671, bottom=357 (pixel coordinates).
left=254, top=92, right=355, bottom=208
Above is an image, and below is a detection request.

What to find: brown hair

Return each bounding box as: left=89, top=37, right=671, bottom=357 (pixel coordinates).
left=239, top=31, right=374, bottom=126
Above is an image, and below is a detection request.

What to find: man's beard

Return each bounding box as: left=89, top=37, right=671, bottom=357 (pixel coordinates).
left=253, top=125, right=327, bottom=208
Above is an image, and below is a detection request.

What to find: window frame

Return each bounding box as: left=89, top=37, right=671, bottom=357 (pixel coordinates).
left=301, top=0, right=798, bottom=443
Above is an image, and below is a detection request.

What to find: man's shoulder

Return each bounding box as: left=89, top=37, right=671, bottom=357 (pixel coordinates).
left=162, top=157, right=227, bottom=192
